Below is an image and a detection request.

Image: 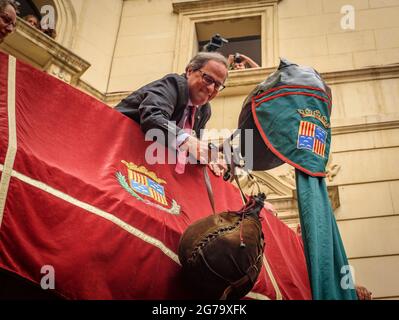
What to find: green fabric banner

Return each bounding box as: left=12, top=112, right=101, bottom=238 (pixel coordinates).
left=296, top=169, right=357, bottom=300
left=241, top=59, right=358, bottom=299
left=253, top=86, right=331, bottom=177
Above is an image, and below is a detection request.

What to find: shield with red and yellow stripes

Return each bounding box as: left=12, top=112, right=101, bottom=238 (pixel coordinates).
left=124, top=161, right=168, bottom=206
left=297, top=121, right=327, bottom=158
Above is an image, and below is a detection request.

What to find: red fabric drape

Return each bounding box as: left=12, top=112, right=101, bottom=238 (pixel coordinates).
left=0, top=52, right=311, bottom=299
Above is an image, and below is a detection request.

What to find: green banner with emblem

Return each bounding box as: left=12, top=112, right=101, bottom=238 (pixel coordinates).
left=239, top=59, right=357, bottom=300
left=252, top=85, right=331, bottom=177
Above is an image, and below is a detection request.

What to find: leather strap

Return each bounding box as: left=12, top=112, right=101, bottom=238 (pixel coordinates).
left=203, top=160, right=248, bottom=215
left=234, top=173, right=248, bottom=205
left=203, top=166, right=216, bottom=215
left=219, top=256, right=262, bottom=300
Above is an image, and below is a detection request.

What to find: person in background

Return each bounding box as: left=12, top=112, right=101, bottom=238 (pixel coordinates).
left=40, top=12, right=57, bottom=39
left=42, top=27, right=56, bottom=39
left=0, top=0, right=18, bottom=43
left=23, top=14, right=39, bottom=29
left=227, top=53, right=260, bottom=70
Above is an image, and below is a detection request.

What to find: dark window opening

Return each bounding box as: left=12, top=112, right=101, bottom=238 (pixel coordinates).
left=196, top=16, right=262, bottom=67
left=17, top=0, right=41, bottom=20
left=199, top=35, right=261, bottom=67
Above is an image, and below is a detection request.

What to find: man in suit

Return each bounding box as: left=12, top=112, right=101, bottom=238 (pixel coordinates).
left=115, top=52, right=229, bottom=176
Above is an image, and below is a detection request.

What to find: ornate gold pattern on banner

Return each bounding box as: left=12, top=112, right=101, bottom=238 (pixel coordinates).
left=297, top=108, right=330, bottom=129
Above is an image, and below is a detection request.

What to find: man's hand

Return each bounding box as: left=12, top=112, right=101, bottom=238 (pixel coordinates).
left=181, top=137, right=227, bottom=176
left=185, top=136, right=220, bottom=164
left=184, top=136, right=213, bottom=164
left=208, top=158, right=227, bottom=177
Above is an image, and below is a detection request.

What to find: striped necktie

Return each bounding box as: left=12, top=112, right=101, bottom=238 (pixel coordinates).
left=175, top=105, right=196, bottom=174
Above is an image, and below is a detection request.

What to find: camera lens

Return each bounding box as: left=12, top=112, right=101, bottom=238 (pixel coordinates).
left=234, top=53, right=242, bottom=63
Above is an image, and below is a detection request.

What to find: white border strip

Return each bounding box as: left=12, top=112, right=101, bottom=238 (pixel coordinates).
left=7, top=166, right=181, bottom=265
left=245, top=291, right=271, bottom=300
left=263, top=254, right=283, bottom=300
left=0, top=56, right=17, bottom=228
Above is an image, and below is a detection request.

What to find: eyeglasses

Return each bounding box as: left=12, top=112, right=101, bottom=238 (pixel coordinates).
left=196, top=69, right=225, bottom=92
left=0, top=14, right=17, bottom=30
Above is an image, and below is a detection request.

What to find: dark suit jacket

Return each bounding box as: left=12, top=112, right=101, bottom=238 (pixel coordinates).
left=115, top=73, right=211, bottom=139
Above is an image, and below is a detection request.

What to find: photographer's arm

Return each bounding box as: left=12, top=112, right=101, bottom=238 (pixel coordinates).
left=227, top=54, right=235, bottom=69
left=240, top=54, right=260, bottom=68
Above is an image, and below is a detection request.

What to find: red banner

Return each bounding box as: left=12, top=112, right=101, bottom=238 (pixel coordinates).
left=0, top=52, right=311, bottom=300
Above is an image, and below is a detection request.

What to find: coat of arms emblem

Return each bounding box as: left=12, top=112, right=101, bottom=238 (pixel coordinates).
left=116, top=160, right=180, bottom=215
left=297, top=120, right=327, bottom=158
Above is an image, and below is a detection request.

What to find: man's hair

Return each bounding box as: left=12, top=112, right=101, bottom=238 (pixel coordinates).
left=185, top=52, right=228, bottom=72
left=0, top=0, right=20, bottom=14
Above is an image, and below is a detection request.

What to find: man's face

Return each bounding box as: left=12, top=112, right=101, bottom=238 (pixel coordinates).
left=0, top=4, right=17, bottom=43
left=186, top=60, right=228, bottom=106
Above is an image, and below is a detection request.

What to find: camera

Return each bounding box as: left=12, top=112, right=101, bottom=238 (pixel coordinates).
left=202, top=34, right=228, bottom=52
left=233, top=53, right=242, bottom=63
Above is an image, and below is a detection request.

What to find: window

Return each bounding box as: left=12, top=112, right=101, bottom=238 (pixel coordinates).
left=172, top=0, right=280, bottom=74
left=18, top=0, right=41, bottom=19
left=197, top=16, right=262, bottom=67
